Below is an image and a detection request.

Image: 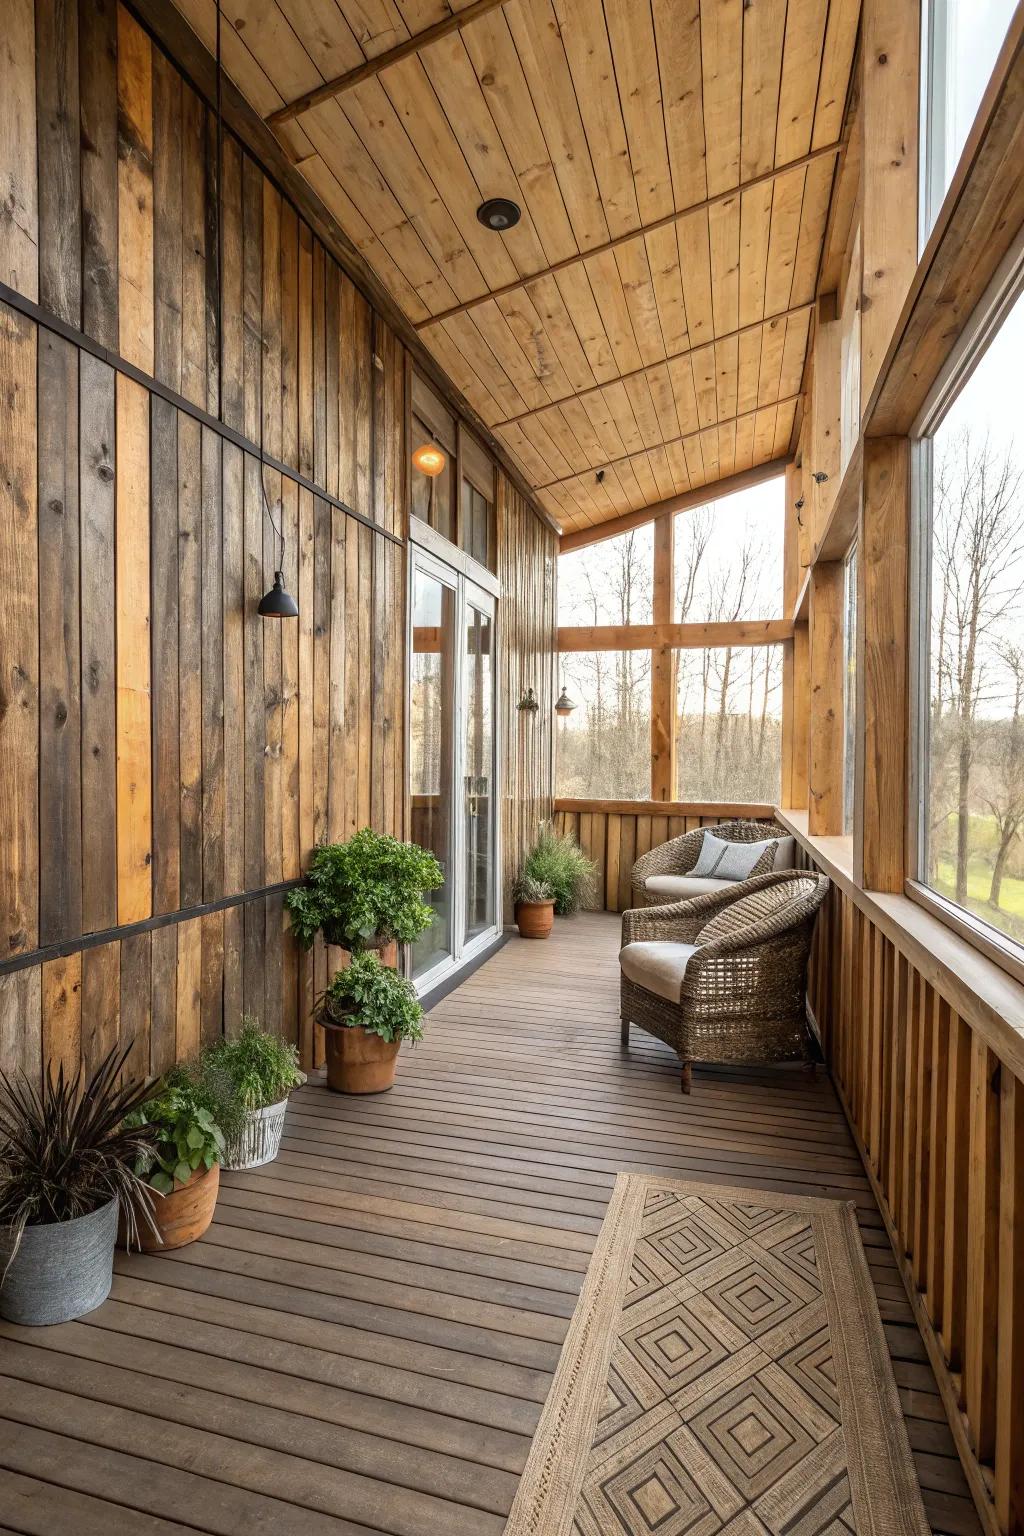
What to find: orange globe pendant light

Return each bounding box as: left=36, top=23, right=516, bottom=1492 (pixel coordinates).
left=412, top=442, right=446, bottom=477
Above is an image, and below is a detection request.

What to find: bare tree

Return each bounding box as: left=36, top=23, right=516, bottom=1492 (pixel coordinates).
left=984, top=645, right=1024, bottom=908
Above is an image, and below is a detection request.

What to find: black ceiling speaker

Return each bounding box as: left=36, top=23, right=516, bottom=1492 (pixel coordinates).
left=477, top=197, right=521, bottom=232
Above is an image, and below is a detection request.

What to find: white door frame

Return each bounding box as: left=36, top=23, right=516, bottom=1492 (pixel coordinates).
left=407, top=544, right=503, bottom=997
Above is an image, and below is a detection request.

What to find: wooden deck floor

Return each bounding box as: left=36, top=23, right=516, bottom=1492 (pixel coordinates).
left=0, top=913, right=981, bottom=1536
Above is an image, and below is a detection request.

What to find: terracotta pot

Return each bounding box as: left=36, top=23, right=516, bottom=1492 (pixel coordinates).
left=322, top=1017, right=400, bottom=1094
left=515, top=899, right=555, bottom=939
left=120, top=1163, right=220, bottom=1253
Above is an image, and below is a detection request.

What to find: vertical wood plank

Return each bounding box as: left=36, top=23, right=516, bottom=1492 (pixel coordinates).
left=219, top=132, right=243, bottom=433
left=200, top=907, right=224, bottom=1044
left=79, top=0, right=118, bottom=349
left=222, top=439, right=244, bottom=895
left=37, top=331, right=82, bottom=945
left=35, top=0, right=81, bottom=325
left=808, top=560, right=844, bottom=836
left=1, top=0, right=39, bottom=301
left=202, top=427, right=225, bottom=900
left=42, top=952, right=81, bottom=1082
left=81, top=939, right=119, bottom=1075
left=263, top=467, right=285, bottom=886
left=0, top=966, right=42, bottom=1089
left=176, top=915, right=201, bottom=1060
left=150, top=921, right=177, bottom=1077
left=115, top=373, right=152, bottom=924
left=241, top=153, right=262, bottom=446
left=995, top=1069, right=1024, bottom=1534
left=150, top=394, right=180, bottom=915
left=180, top=83, right=206, bottom=409
left=120, top=929, right=151, bottom=1082
left=152, top=45, right=182, bottom=393
left=298, top=486, right=315, bottom=865
left=0, top=304, right=39, bottom=955
left=243, top=454, right=265, bottom=892
left=965, top=1036, right=1000, bottom=1461
left=80, top=352, right=117, bottom=933
left=116, top=6, right=153, bottom=373
left=178, top=417, right=203, bottom=910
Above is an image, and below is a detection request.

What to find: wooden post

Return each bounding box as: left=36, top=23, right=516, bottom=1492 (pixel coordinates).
left=808, top=562, right=844, bottom=835
left=860, top=0, right=920, bottom=413
left=855, top=436, right=910, bottom=890
left=651, top=513, right=676, bottom=801
left=782, top=622, right=810, bottom=810
left=810, top=298, right=841, bottom=548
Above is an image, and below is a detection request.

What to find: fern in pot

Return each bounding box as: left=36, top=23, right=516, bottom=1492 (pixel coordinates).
left=197, top=1017, right=305, bottom=1170
left=0, top=1043, right=155, bottom=1326
left=316, top=951, right=424, bottom=1094
left=285, top=828, right=443, bottom=959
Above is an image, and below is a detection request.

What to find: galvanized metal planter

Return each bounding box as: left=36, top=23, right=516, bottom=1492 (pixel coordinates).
left=0, top=1196, right=118, bottom=1326
left=221, top=1098, right=289, bottom=1170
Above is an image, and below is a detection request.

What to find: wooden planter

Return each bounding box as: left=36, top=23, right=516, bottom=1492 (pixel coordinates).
left=321, top=1014, right=400, bottom=1094
left=515, top=899, right=555, bottom=939
left=121, top=1164, right=220, bottom=1252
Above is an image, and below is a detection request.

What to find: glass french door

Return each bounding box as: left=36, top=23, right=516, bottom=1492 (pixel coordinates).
left=409, top=549, right=499, bottom=989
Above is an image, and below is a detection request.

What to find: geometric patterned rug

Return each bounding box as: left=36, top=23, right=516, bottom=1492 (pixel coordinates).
left=504, top=1176, right=929, bottom=1536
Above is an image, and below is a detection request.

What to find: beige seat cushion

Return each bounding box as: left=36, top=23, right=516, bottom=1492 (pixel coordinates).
left=619, top=941, right=699, bottom=1002
left=644, top=873, right=732, bottom=901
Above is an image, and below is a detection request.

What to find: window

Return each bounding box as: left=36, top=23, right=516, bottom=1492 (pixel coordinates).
left=920, top=0, right=1016, bottom=242
left=674, top=478, right=783, bottom=621
left=558, top=525, right=654, bottom=626
left=919, top=285, right=1024, bottom=952
left=556, top=650, right=651, bottom=799
left=675, top=646, right=783, bottom=803
left=843, top=543, right=858, bottom=835
left=460, top=431, right=495, bottom=571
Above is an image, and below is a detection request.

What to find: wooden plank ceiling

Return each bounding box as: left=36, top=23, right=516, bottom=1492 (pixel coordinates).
left=174, top=0, right=859, bottom=533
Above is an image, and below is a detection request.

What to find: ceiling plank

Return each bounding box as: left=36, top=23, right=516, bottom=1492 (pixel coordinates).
left=266, top=0, right=513, bottom=127
left=413, top=141, right=843, bottom=330
left=559, top=459, right=791, bottom=551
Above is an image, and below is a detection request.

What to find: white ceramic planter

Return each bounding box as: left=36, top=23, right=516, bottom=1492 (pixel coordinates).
left=222, top=1098, right=288, bottom=1170
left=0, top=1196, right=118, bottom=1325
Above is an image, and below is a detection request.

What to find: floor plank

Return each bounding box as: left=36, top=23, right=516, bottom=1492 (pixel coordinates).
left=0, top=913, right=982, bottom=1535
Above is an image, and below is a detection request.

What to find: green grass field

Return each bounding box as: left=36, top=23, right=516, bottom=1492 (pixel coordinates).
left=932, top=856, right=1024, bottom=942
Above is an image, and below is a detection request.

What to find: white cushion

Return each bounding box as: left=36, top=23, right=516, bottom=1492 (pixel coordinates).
left=771, top=835, right=796, bottom=869
left=619, top=941, right=698, bottom=1002
left=691, top=831, right=778, bottom=881
left=645, top=873, right=732, bottom=901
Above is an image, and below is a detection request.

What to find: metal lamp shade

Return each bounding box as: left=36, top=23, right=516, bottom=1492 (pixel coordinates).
left=258, top=571, right=299, bottom=618
left=555, top=687, right=576, bottom=716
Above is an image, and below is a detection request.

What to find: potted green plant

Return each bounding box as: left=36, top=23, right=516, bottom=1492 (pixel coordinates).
left=0, top=1043, right=155, bottom=1325
left=511, top=872, right=556, bottom=939
left=123, top=1081, right=227, bottom=1252
left=199, top=1016, right=305, bottom=1170
left=315, top=951, right=424, bottom=1094
left=285, top=828, right=443, bottom=958
left=522, top=826, right=597, bottom=916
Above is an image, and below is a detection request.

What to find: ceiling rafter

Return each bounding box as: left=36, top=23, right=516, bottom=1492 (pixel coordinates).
left=534, top=396, right=802, bottom=492
left=492, top=302, right=815, bottom=429
left=414, top=142, right=843, bottom=332
left=266, top=0, right=512, bottom=128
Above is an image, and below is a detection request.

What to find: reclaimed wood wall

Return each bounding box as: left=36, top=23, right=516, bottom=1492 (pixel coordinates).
left=498, top=475, right=557, bottom=919
left=0, top=0, right=410, bottom=1080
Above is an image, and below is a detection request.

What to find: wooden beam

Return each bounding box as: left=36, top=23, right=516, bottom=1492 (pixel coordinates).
left=554, top=798, right=775, bottom=819
left=859, top=0, right=920, bottom=415
left=807, top=562, right=844, bottom=836
left=494, top=304, right=815, bottom=430
left=558, top=619, right=794, bottom=653
left=650, top=514, right=675, bottom=801
left=415, top=143, right=843, bottom=331
left=855, top=437, right=909, bottom=892
left=813, top=436, right=862, bottom=564
left=559, top=460, right=790, bottom=552
left=537, top=397, right=801, bottom=493
left=866, top=8, right=1024, bottom=435
left=266, top=0, right=511, bottom=127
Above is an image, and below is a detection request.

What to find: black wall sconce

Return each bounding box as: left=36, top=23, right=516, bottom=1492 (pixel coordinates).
left=517, top=687, right=539, bottom=714
left=811, top=470, right=829, bottom=484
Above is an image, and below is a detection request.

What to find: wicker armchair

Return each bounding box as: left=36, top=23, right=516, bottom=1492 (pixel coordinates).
left=630, top=819, right=792, bottom=907
left=619, top=870, right=829, bottom=1092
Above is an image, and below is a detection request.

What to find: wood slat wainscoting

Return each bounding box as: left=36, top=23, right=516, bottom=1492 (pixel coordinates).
left=552, top=801, right=775, bottom=914
left=783, top=813, right=1024, bottom=1536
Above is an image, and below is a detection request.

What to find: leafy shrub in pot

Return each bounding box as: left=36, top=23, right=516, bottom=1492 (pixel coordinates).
left=522, top=826, right=597, bottom=916
left=0, top=1043, right=156, bottom=1325
left=316, top=951, right=424, bottom=1094
left=511, top=872, right=556, bottom=939
left=123, top=1082, right=227, bottom=1252
left=199, top=1016, right=306, bottom=1169
left=285, top=828, right=443, bottom=955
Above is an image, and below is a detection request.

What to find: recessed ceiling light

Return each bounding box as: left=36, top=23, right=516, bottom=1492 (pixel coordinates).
left=477, top=197, right=521, bottom=232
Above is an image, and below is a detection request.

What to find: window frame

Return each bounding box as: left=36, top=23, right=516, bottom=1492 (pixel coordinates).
left=906, top=235, right=1024, bottom=985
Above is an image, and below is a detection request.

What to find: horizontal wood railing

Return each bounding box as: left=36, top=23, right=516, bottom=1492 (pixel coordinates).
left=552, top=799, right=774, bottom=913
left=777, top=810, right=1024, bottom=1536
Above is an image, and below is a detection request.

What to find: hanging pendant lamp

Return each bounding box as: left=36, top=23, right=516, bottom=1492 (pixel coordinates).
left=257, top=472, right=299, bottom=618
left=555, top=685, right=576, bottom=717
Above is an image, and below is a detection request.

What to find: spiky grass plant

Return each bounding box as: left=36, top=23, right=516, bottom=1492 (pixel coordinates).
left=0, top=1042, right=157, bottom=1265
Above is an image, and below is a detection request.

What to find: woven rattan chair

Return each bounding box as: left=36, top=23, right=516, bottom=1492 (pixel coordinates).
left=631, top=819, right=792, bottom=908
left=619, top=870, right=829, bottom=1092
